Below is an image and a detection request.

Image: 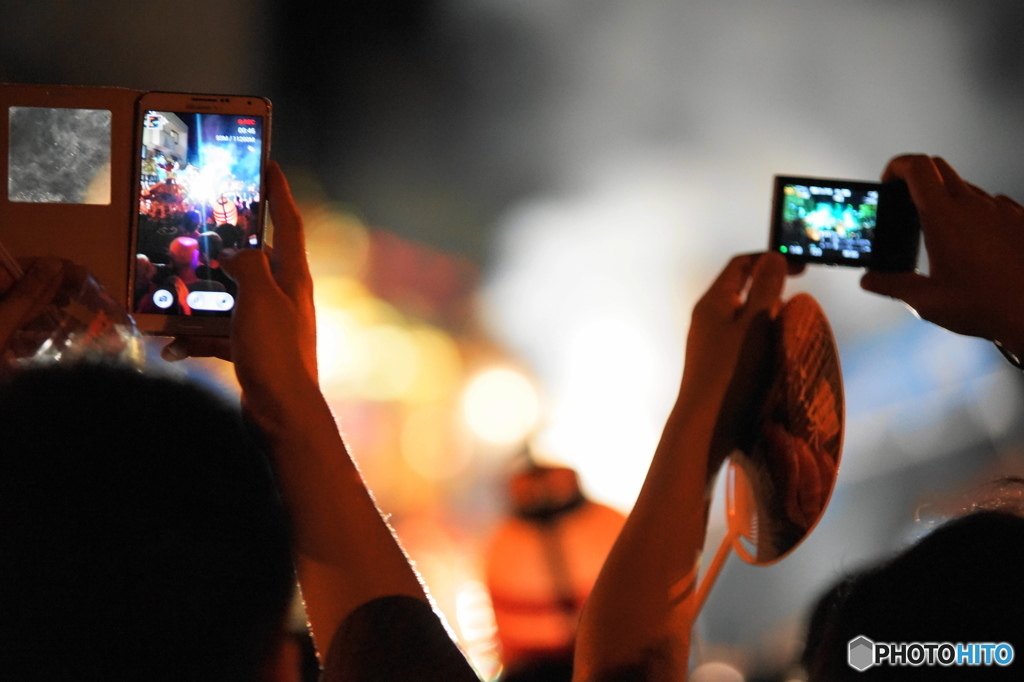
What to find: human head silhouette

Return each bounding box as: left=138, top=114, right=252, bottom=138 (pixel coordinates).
left=0, top=362, right=294, bottom=680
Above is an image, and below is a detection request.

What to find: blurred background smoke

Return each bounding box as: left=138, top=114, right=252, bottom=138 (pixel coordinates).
left=5, top=1, right=1024, bottom=678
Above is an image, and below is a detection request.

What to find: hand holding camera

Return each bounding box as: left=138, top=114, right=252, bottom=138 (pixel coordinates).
left=769, top=155, right=1024, bottom=361
left=860, top=154, right=1024, bottom=359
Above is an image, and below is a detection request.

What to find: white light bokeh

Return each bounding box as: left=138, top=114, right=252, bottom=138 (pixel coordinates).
left=454, top=580, right=502, bottom=680
left=316, top=307, right=366, bottom=390
left=462, top=367, right=542, bottom=445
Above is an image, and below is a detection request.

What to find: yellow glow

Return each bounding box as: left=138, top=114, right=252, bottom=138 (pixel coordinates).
left=404, top=327, right=464, bottom=405
left=401, top=404, right=473, bottom=480
left=348, top=296, right=404, bottom=326
left=455, top=580, right=502, bottom=681
left=462, top=368, right=540, bottom=445
left=303, top=204, right=371, bottom=278
left=360, top=324, right=421, bottom=401
left=313, top=275, right=369, bottom=309
left=316, top=308, right=368, bottom=392
left=312, top=274, right=466, bottom=406
left=314, top=276, right=402, bottom=328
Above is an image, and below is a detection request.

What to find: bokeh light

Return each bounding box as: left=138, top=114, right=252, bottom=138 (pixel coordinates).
left=402, top=403, right=473, bottom=480
left=455, top=580, right=502, bottom=680
left=461, top=367, right=541, bottom=446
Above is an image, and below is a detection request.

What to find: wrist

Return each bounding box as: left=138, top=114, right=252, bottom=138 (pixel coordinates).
left=677, top=371, right=729, bottom=417
left=649, top=399, right=722, bottom=500
left=243, top=377, right=330, bottom=437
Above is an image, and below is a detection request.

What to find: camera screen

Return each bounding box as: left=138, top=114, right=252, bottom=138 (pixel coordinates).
left=775, top=181, right=877, bottom=263
left=133, top=110, right=264, bottom=317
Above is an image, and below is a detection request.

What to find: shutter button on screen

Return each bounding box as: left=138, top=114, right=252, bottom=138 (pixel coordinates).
left=186, top=291, right=235, bottom=312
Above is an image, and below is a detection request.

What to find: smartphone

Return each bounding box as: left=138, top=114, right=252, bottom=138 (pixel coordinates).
left=769, top=175, right=920, bottom=272
left=129, top=91, right=271, bottom=335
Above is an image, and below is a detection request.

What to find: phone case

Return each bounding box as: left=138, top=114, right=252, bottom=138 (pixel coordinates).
left=0, top=83, right=143, bottom=299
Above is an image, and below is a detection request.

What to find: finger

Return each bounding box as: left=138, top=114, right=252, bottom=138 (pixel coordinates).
left=745, top=252, right=787, bottom=313
left=880, top=154, right=920, bottom=182
left=993, top=193, right=1024, bottom=215
left=706, top=253, right=759, bottom=299
left=161, top=336, right=231, bottom=363
left=694, top=254, right=759, bottom=320
left=221, top=249, right=279, bottom=298
left=965, top=182, right=993, bottom=199
left=881, top=154, right=946, bottom=212
left=0, top=259, right=63, bottom=343
left=265, top=162, right=312, bottom=301
left=860, top=271, right=944, bottom=321
left=932, top=157, right=971, bottom=199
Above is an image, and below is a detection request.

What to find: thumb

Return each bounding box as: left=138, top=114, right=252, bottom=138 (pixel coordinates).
left=860, top=271, right=941, bottom=319
left=220, top=249, right=276, bottom=295
left=745, top=252, right=787, bottom=313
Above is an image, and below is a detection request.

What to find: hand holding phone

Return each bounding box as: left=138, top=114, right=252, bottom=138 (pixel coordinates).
left=161, top=162, right=320, bottom=413
left=130, top=91, right=271, bottom=336
left=769, top=175, right=920, bottom=272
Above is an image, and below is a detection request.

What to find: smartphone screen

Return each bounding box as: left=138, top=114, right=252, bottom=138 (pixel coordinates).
left=769, top=175, right=919, bottom=271
left=130, top=93, right=270, bottom=335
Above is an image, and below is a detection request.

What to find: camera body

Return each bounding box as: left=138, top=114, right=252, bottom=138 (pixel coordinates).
left=769, top=175, right=920, bottom=272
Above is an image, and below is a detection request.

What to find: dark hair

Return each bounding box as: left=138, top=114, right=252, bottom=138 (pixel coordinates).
left=802, top=510, right=1024, bottom=680
left=0, top=362, right=295, bottom=680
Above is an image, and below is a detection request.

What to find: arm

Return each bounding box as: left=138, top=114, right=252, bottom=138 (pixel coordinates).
left=861, top=154, right=1024, bottom=358
left=573, top=253, right=787, bottom=681
left=164, top=164, right=468, bottom=667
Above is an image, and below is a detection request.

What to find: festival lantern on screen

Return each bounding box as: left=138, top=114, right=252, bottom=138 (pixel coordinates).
left=212, top=196, right=238, bottom=226
left=484, top=464, right=626, bottom=673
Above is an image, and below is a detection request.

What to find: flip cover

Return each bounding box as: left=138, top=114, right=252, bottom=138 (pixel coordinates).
left=1, top=83, right=144, bottom=305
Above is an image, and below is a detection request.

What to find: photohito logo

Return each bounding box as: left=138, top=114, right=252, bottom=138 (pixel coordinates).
left=848, top=636, right=1014, bottom=671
